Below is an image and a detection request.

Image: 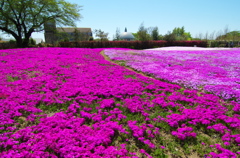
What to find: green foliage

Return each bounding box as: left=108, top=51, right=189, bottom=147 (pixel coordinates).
left=183, top=32, right=192, bottom=41
left=132, top=33, right=139, bottom=40
left=7, top=75, right=19, bottom=82
left=125, top=112, right=145, bottom=123
left=124, top=75, right=136, bottom=79
left=152, top=149, right=167, bottom=158
left=63, top=37, right=70, bottom=42
left=216, top=31, right=240, bottom=41
left=115, top=60, right=126, bottom=66
left=89, top=37, right=94, bottom=41
left=29, top=38, right=36, bottom=46
left=37, top=102, right=71, bottom=113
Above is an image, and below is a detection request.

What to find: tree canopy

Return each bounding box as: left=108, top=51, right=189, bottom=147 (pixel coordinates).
left=164, top=26, right=192, bottom=41
left=216, top=31, right=240, bottom=41
left=0, top=0, right=81, bottom=47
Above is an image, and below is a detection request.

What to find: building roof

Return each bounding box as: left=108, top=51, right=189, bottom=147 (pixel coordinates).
left=120, top=27, right=134, bottom=39
left=56, top=27, right=92, bottom=33
left=120, top=32, right=135, bottom=39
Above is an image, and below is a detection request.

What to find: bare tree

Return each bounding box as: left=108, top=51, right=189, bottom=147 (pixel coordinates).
left=204, top=32, right=209, bottom=41
left=223, top=25, right=230, bottom=36
left=216, top=30, right=223, bottom=41
left=209, top=31, right=216, bottom=40
left=198, top=33, right=203, bottom=40
left=113, top=27, right=120, bottom=41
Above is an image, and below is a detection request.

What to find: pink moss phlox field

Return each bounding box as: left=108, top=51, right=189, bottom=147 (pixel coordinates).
left=0, top=48, right=239, bottom=157
left=104, top=48, right=240, bottom=103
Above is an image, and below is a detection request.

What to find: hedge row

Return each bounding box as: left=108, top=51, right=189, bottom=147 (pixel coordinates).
left=0, top=43, right=17, bottom=49
left=59, top=40, right=208, bottom=49
left=209, top=41, right=240, bottom=47
left=0, top=40, right=208, bottom=50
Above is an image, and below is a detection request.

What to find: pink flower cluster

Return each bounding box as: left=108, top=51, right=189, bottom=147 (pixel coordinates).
left=171, top=124, right=196, bottom=140
left=128, top=121, right=159, bottom=149
left=208, top=144, right=237, bottom=158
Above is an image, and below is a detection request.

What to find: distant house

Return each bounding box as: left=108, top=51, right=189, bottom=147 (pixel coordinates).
left=44, top=21, right=92, bottom=44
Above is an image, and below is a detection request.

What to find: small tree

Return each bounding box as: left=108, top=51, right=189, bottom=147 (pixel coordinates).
left=77, top=30, right=92, bottom=41
left=0, top=0, right=81, bottom=47
left=209, top=31, right=216, bottom=40
left=55, top=30, right=71, bottom=42
left=89, top=37, right=94, bottom=41
left=171, top=26, right=191, bottom=41
left=29, top=38, right=36, bottom=46
left=137, top=23, right=150, bottom=41
left=172, top=27, right=184, bottom=37
left=132, top=33, right=139, bottom=40
left=73, top=28, right=81, bottom=42
left=151, top=27, right=159, bottom=41
left=8, top=39, right=16, bottom=44
left=113, top=28, right=121, bottom=41
left=94, top=29, right=108, bottom=41
left=164, top=31, right=176, bottom=42
left=158, top=34, right=164, bottom=40
left=183, top=32, right=192, bottom=41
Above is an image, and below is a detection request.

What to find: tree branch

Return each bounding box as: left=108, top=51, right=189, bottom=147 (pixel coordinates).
left=0, top=26, right=18, bottom=39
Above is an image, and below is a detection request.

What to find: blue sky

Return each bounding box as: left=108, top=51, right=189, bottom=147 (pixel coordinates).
left=2, top=0, right=240, bottom=40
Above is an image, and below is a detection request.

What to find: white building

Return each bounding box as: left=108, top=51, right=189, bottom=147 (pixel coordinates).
left=119, top=28, right=135, bottom=41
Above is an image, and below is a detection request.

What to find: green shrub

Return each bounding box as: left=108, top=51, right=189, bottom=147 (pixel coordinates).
left=8, top=39, right=16, bottom=44
left=29, top=38, right=36, bottom=46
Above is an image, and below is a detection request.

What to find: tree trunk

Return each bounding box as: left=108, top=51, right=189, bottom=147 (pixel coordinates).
left=22, top=38, right=30, bottom=48
left=22, top=31, right=33, bottom=48
left=15, top=36, right=23, bottom=48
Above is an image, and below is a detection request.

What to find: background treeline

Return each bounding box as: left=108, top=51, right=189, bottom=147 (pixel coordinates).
left=128, top=24, right=192, bottom=42
left=111, top=24, right=240, bottom=48
left=1, top=23, right=239, bottom=49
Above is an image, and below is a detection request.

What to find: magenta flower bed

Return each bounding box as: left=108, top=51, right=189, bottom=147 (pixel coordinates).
left=0, top=48, right=239, bottom=157
left=104, top=48, right=240, bottom=103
